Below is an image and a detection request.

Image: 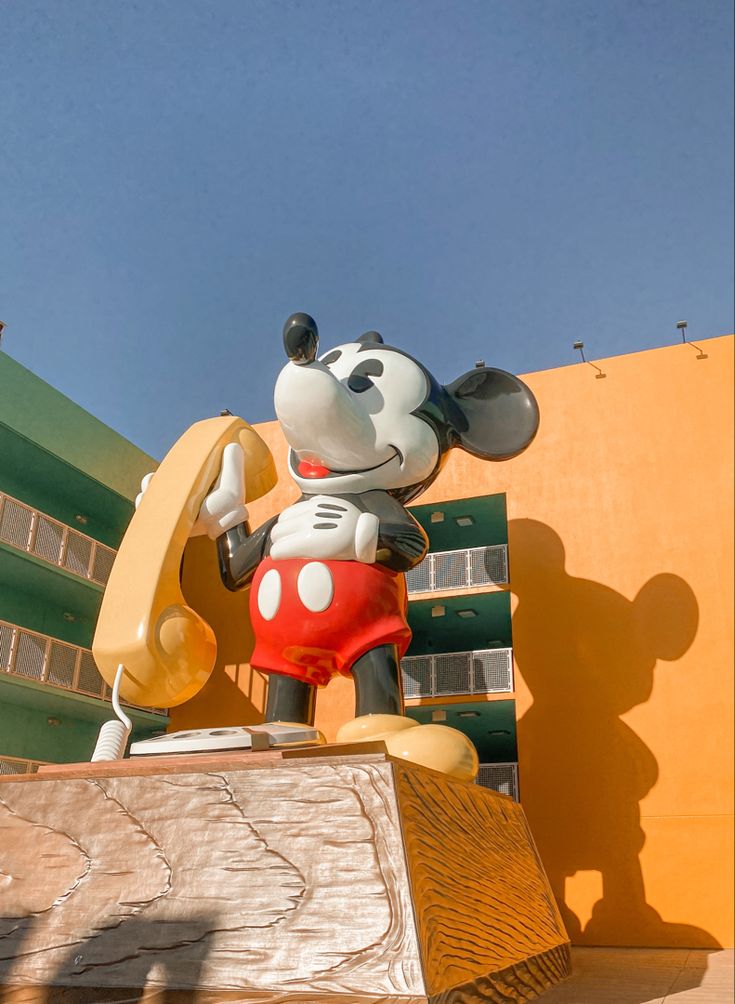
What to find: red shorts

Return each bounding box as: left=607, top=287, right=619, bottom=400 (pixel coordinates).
left=249, top=557, right=411, bottom=687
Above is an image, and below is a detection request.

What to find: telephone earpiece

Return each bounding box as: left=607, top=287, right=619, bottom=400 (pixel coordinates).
left=92, top=416, right=276, bottom=708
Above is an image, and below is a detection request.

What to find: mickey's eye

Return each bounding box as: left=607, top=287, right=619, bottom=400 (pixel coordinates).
left=321, top=350, right=342, bottom=366
left=348, top=358, right=384, bottom=393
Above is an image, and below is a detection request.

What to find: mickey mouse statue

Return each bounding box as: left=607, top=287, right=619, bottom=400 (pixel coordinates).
left=189, top=313, right=540, bottom=781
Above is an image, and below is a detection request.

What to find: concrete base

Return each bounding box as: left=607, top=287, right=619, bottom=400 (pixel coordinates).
left=0, top=747, right=570, bottom=1002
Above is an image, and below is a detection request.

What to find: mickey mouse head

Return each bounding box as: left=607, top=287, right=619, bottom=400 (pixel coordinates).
left=276, top=313, right=540, bottom=503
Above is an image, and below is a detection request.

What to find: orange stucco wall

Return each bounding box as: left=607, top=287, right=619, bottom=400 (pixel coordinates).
left=172, top=334, right=734, bottom=949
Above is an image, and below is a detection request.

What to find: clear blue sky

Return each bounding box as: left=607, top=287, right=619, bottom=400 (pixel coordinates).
left=1, top=0, right=732, bottom=459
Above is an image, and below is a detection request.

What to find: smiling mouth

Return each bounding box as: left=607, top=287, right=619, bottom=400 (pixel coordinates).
left=293, top=448, right=402, bottom=479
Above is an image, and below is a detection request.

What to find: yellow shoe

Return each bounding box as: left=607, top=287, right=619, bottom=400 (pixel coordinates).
left=336, top=714, right=418, bottom=743
left=336, top=715, right=478, bottom=782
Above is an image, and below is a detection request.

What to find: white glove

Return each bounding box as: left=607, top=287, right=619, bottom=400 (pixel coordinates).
left=191, top=442, right=249, bottom=539
left=269, top=495, right=379, bottom=563
left=135, top=472, right=155, bottom=509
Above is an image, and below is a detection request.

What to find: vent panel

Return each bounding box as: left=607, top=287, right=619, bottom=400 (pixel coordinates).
left=0, top=498, right=33, bottom=549
left=0, top=491, right=118, bottom=585
left=402, top=655, right=432, bottom=698
left=0, top=756, right=44, bottom=775
left=476, top=762, right=519, bottom=800
left=46, top=642, right=78, bottom=689
left=77, top=650, right=106, bottom=697
left=0, top=618, right=166, bottom=715
left=470, top=545, right=508, bottom=585
left=472, top=649, right=514, bottom=693
left=407, top=545, right=508, bottom=594
left=433, top=550, right=469, bottom=591
left=91, top=545, right=116, bottom=584
left=64, top=532, right=92, bottom=577
left=33, top=517, right=64, bottom=564
left=13, top=632, right=46, bottom=681
left=434, top=652, right=471, bottom=696
left=405, top=560, right=432, bottom=594
left=0, top=623, right=15, bottom=669
left=402, top=647, right=513, bottom=698
left=0, top=758, right=30, bottom=775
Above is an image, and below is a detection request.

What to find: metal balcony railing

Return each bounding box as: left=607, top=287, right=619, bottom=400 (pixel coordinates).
left=405, top=544, right=509, bottom=594
left=0, top=491, right=117, bottom=586
left=401, top=646, right=514, bottom=698
left=0, top=753, right=49, bottom=776
left=476, top=762, right=519, bottom=801
left=0, top=619, right=166, bottom=716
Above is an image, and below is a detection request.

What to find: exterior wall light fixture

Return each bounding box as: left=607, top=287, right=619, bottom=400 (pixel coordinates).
left=676, top=320, right=708, bottom=359
left=455, top=515, right=475, bottom=527
left=573, top=341, right=606, bottom=379
left=430, top=511, right=445, bottom=523
left=456, top=609, right=477, bottom=618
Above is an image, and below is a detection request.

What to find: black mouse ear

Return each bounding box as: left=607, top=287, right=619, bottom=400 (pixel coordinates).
left=283, top=312, right=319, bottom=363
left=357, top=330, right=384, bottom=344
left=445, top=367, right=540, bottom=460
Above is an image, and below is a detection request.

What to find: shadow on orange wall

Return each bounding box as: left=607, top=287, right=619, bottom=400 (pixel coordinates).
left=172, top=536, right=267, bottom=730
left=511, top=518, right=720, bottom=950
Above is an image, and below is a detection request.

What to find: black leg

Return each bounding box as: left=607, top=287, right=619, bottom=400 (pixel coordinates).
left=265, top=674, right=317, bottom=725
left=352, top=644, right=404, bottom=717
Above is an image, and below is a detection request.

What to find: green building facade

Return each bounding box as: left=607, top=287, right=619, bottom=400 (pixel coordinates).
left=0, top=353, right=168, bottom=772
left=401, top=493, right=519, bottom=797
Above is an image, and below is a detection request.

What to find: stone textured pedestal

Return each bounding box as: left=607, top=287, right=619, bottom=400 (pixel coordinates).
left=0, top=747, right=570, bottom=1002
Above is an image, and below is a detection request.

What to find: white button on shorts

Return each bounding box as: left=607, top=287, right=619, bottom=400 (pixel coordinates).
left=257, top=568, right=282, bottom=620
left=297, top=562, right=334, bottom=613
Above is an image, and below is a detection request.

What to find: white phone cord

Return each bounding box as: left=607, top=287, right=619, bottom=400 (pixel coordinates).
left=91, top=664, right=132, bottom=762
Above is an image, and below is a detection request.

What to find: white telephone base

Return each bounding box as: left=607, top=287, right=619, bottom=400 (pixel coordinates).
left=129, top=724, right=320, bottom=756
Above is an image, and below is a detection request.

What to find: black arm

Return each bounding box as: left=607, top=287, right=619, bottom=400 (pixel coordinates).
left=217, top=492, right=427, bottom=586
left=357, top=490, right=428, bottom=573
left=217, top=515, right=279, bottom=590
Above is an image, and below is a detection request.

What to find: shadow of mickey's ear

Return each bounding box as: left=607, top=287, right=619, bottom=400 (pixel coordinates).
left=508, top=518, right=566, bottom=573
left=633, top=573, right=699, bottom=662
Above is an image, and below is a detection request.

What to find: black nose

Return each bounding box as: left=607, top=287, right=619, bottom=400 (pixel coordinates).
left=283, top=312, right=319, bottom=364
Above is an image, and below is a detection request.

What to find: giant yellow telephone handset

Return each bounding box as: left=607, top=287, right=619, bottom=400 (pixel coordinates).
left=93, top=416, right=276, bottom=709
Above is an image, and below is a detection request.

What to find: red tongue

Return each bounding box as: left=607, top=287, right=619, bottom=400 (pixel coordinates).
left=298, top=458, right=331, bottom=478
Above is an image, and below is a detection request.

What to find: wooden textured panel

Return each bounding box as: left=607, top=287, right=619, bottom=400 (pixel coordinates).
left=1, top=989, right=429, bottom=1003
left=392, top=762, right=570, bottom=999
left=0, top=754, right=569, bottom=1002
left=0, top=760, right=423, bottom=999
left=428, top=945, right=572, bottom=1004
